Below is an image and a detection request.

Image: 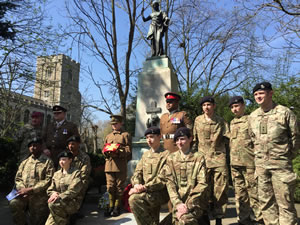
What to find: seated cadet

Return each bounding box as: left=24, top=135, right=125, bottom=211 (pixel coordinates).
left=129, top=127, right=170, bottom=225
left=45, top=151, right=83, bottom=225
left=165, top=127, right=208, bottom=225
left=9, top=137, right=55, bottom=225
left=67, top=135, right=91, bottom=204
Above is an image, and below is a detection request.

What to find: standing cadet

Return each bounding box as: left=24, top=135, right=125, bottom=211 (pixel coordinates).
left=9, top=137, right=55, bottom=225
left=67, top=135, right=91, bottom=217
left=103, top=115, right=132, bottom=217
left=160, top=92, right=192, bottom=153
left=193, top=96, right=229, bottom=225
left=165, top=127, right=208, bottom=225
left=43, top=105, right=79, bottom=168
left=46, top=151, right=83, bottom=225
left=16, top=111, right=43, bottom=162
left=129, top=127, right=169, bottom=225
left=228, top=96, right=263, bottom=225
left=249, top=82, right=299, bottom=225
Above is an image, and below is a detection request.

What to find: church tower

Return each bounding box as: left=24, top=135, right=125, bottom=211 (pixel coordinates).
left=34, top=54, right=81, bottom=124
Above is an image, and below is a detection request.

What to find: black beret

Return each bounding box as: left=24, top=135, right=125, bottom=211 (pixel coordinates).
left=110, top=114, right=123, bottom=124
left=53, top=105, right=67, bottom=112
left=67, top=135, right=81, bottom=144
left=164, top=92, right=181, bottom=101
left=200, top=96, right=215, bottom=105
left=174, top=127, right=191, bottom=141
left=58, top=151, right=73, bottom=159
left=27, top=137, right=42, bottom=147
left=144, top=126, right=160, bottom=136
left=252, top=82, right=272, bottom=94
left=229, top=96, right=244, bottom=107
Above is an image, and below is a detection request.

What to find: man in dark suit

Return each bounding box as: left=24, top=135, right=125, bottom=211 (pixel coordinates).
left=43, top=105, right=79, bottom=168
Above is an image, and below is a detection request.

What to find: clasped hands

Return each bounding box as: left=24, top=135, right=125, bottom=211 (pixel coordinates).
left=176, top=203, right=188, bottom=220
left=128, top=184, right=146, bottom=196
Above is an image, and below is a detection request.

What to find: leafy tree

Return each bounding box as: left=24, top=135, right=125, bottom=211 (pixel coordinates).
left=0, top=0, right=60, bottom=137
left=0, top=1, right=17, bottom=40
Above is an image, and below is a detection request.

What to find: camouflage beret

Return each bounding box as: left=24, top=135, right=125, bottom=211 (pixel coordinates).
left=229, top=96, right=244, bottom=107
left=58, top=151, right=73, bottom=159
left=174, top=127, right=191, bottom=141
left=200, top=96, right=215, bottom=105
left=53, top=105, right=67, bottom=112
left=110, top=114, right=123, bottom=124
left=252, top=82, right=272, bottom=94
left=27, top=137, right=42, bottom=147
left=66, top=135, right=81, bottom=144
left=144, top=126, right=160, bottom=136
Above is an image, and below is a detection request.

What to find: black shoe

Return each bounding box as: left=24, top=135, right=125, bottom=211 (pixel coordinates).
left=104, top=207, right=113, bottom=217
left=111, top=207, right=120, bottom=217
left=216, top=218, right=222, bottom=225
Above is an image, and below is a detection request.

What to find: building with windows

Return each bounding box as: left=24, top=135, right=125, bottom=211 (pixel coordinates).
left=16, top=54, right=81, bottom=126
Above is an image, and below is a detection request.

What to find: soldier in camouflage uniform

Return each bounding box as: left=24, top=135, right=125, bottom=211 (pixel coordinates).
left=229, top=96, right=263, bottom=225
left=9, top=137, right=55, bottom=225
left=129, top=127, right=169, bottom=225
left=193, top=96, right=229, bottom=225
left=160, top=92, right=193, bottom=153
left=67, top=135, right=91, bottom=205
left=249, top=82, right=299, bottom=225
left=104, top=115, right=132, bottom=217
left=165, top=127, right=208, bottom=225
left=16, top=111, right=43, bottom=162
left=46, top=151, right=83, bottom=225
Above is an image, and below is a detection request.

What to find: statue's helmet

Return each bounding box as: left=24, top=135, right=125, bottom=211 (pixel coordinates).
left=152, top=0, right=160, bottom=6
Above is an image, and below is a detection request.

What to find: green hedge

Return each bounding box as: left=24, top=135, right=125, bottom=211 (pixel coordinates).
left=293, top=153, right=300, bottom=203
left=0, top=137, right=18, bottom=191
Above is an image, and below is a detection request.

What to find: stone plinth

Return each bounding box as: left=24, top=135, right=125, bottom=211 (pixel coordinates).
left=134, top=56, right=179, bottom=139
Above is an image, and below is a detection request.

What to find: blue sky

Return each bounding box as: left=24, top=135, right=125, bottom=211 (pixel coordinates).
left=45, top=0, right=299, bottom=122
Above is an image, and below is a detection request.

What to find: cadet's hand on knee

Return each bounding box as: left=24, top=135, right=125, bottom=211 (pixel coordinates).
left=18, top=187, right=33, bottom=196
left=48, top=192, right=60, bottom=203
left=176, top=203, right=188, bottom=220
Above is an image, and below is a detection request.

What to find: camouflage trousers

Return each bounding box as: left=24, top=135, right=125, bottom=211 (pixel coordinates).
left=256, top=166, right=298, bottom=225
left=129, top=189, right=169, bottom=225
left=45, top=198, right=80, bottom=225
left=231, top=166, right=262, bottom=224
left=9, top=195, right=49, bottom=225
left=207, top=166, right=228, bottom=218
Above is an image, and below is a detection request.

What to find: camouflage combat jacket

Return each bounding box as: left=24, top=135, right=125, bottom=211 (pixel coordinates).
left=249, top=103, right=300, bottom=169
left=193, top=114, right=229, bottom=168
left=131, top=146, right=169, bottom=192
left=165, top=150, right=208, bottom=212
left=104, top=130, right=132, bottom=172
left=230, top=115, right=255, bottom=168
left=71, top=150, right=91, bottom=188
left=15, top=154, right=55, bottom=195
left=16, top=124, right=42, bottom=162
left=47, top=167, right=83, bottom=203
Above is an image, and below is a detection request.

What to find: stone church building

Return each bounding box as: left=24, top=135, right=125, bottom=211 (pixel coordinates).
left=21, top=54, right=81, bottom=126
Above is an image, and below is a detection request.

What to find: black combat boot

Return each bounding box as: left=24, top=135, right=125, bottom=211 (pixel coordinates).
left=104, top=207, right=113, bottom=217
left=111, top=206, right=120, bottom=217
left=216, top=218, right=222, bottom=225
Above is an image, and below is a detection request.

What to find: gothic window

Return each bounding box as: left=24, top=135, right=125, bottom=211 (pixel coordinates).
left=68, top=69, right=73, bottom=81
left=44, top=90, right=50, bottom=98
left=46, top=67, right=52, bottom=78
left=24, top=109, right=30, bottom=123
left=47, top=114, right=52, bottom=125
